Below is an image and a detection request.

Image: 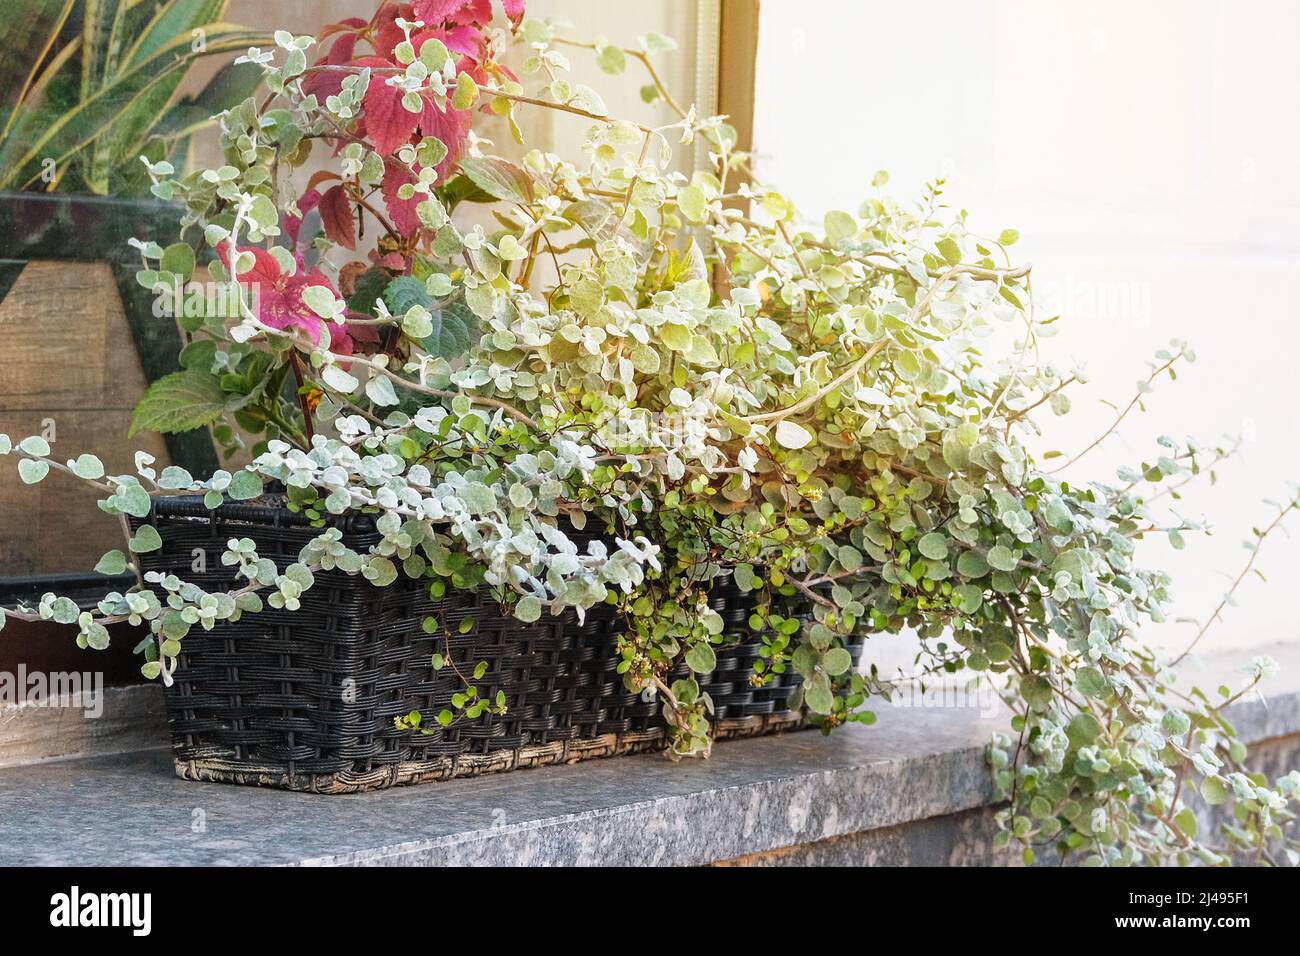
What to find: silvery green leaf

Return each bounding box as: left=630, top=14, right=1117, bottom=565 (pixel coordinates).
left=69, top=454, right=105, bottom=480
left=94, top=550, right=128, bottom=575
left=18, top=459, right=48, bottom=484
left=158, top=466, right=194, bottom=489
left=460, top=481, right=496, bottom=515
left=823, top=647, right=854, bottom=676
left=116, top=484, right=152, bottom=517
left=515, top=595, right=542, bottom=623
left=322, top=364, right=359, bottom=394
left=228, top=471, right=263, bottom=501
left=301, top=285, right=340, bottom=319
left=19, top=436, right=50, bottom=456
left=917, top=533, right=949, bottom=560
left=986, top=545, right=1018, bottom=572
left=84, top=623, right=111, bottom=651
left=129, top=525, right=163, bottom=553
left=365, top=376, right=399, bottom=406
left=50, top=597, right=80, bottom=625
left=774, top=420, right=812, bottom=450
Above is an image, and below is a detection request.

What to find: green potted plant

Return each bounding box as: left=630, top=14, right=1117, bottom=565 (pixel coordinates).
left=2, top=0, right=1298, bottom=866
left=0, top=0, right=268, bottom=583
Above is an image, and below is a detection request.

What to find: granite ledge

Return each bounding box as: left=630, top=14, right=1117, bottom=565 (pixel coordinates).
left=0, top=643, right=1296, bottom=866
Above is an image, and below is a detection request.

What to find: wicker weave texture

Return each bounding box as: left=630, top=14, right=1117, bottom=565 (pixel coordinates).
left=135, top=498, right=851, bottom=792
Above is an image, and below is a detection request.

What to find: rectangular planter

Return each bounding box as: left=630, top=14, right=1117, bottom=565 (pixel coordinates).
left=134, top=497, right=850, bottom=793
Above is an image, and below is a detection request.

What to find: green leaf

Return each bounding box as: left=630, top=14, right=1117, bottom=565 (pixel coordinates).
left=129, top=524, right=162, bottom=553
left=129, top=370, right=226, bottom=437
left=456, top=156, right=534, bottom=204
left=321, top=364, right=359, bottom=394
left=954, top=584, right=984, bottom=614
left=1200, top=776, right=1228, bottom=806
left=1161, top=708, right=1192, bottom=737
left=227, top=471, right=263, bottom=501
left=986, top=545, right=1018, bottom=572
left=116, top=484, right=151, bottom=518
left=160, top=241, right=195, bottom=278
left=956, top=550, right=989, bottom=578
left=661, top=322, right=692, bottom=352
left=45, top=596, right=78, bottom=625
left=936, top=236, right=962, bottom=266
left=496, top=234, right=527, bottom=261
left=595, top=43, right=626, bottom=74
left=805, top=676, right=834, bottom=715
left=422, top=301, right=480, bottom=360
left=823, top=210, right=856, bottom=243
left=823, top=647, right=854, bottom=676
left=17, top=458, right=48, bottom=484
left=94, top=550, right=128, bottom=575
left=917, top=532, right=948, bottom=560
left=18, top=436, right=50, bottom=456
left=69, top=453, right=105, bottom=480
left=1076, top=667, right=1108, bottom=698
left=685, top=642, right=717, bottom=674
left=84, top=623, right=111, bottom=650
left=1, top=24, right=270, bottom=192
left=382, top=277, right=479, bottom=360
left=677, top=185, right=706, bottom=223
left=998, top=228, right=1020, bottom=246
left=515, top=595, right=542, bottom=623
left=451, top=70, right=478, bottom=110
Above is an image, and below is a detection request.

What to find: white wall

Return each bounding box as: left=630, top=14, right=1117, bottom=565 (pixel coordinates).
left=754, top=0, right=1300, bottom=654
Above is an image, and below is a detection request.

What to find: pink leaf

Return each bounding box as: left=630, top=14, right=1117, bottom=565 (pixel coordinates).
left=500, top=0, right=526, bottom=26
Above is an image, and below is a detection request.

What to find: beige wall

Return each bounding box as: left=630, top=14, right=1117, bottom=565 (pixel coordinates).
left=755, top=0, right=1300, bottom=655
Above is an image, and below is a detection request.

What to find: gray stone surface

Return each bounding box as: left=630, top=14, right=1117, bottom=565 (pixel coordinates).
left=0, top=643, right=1295, bottom=866
left=721, top=730, right=1300, bottom=866
left=0, top=701, right=1004, bottom=866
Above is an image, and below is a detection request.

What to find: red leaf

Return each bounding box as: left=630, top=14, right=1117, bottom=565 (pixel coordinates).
left=318, top=184, right=357, bottom=251
left=362, top=64, right=421, bottom=155
left=218, top=245, right=282, bottom=285
left=302, top=32, right=360, bottom=100
left=318, top=17, right=367, bottom=41
left=373, top=2, right=412, bottom=59
left=381, top=160, right=422, bottom=238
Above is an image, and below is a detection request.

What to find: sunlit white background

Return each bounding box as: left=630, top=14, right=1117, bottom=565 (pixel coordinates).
left=755, top=0, right=1300, bottom=658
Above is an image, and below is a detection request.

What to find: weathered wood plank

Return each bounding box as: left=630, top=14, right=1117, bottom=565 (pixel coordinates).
left=0, top=261, right=171, bottom=574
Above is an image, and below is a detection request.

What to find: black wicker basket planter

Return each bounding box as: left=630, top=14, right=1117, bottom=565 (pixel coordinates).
left=132, top=496, right=860, bottom=793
